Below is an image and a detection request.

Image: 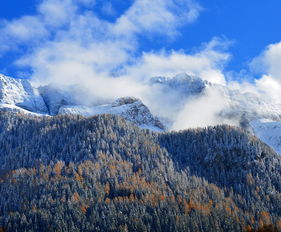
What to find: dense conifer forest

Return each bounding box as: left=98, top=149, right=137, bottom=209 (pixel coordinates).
left=0, top=112, right=280, bottom=231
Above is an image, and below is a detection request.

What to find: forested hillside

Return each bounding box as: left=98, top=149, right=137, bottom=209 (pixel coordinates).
left=0, top=112, right=280, bottom=232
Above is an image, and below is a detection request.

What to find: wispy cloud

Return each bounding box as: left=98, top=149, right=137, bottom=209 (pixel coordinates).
left=250, top=42, right=281, bottom=104
left=101, top=2, right=116, bottom=17
left=172, top=41, right=281, bottom=129
left=251, top=42, right=281, bottom=81
left=112, top=0, right=202, bottom=38
left=123, top=37, right=230, bottom=85
left=4, top=0, right=204, bottom=107
left=0, top=0, right=202, bottom=54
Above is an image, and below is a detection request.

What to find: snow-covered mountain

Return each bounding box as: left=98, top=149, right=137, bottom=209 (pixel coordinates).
left=59, top=97, right=165, bottom=131
left=0, top=74, right=164, bottom=131
left=0, top=73, right=280, bottom=153
left=0, top=74, right=48, bottom=113
left=150, top=73, right=281, bottom=124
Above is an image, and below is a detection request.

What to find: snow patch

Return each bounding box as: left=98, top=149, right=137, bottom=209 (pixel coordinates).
left=58, top=97, right=165, bottom=131
left=251, top=120, right=281, bottom=154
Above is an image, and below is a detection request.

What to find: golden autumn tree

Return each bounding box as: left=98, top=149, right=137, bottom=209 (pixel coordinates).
left=105, top=182, right=110, bottom=196
left=54, top=161, right=64, bottom=177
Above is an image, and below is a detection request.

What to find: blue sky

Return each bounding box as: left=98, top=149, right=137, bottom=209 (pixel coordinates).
left=181, top=0, right=281, bottom=71
left=0, top=0, right=280, bottom=83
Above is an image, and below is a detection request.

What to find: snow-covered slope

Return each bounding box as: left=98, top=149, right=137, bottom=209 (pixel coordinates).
left=0, top=74, right=164, bottom=131
left=59, top=97, right=165, bottom=131
left=251, top=120, right=281, bottom=154
left=0, top=74, right=48, bottom=113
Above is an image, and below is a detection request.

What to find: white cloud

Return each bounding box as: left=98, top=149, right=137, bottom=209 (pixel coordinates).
left=38, top=0, right=77, bottom=27
left=4, top=16, right=47, bottom=41
left=172, top=87, right=235, bottom=130
left=0, top=16, right=48, bottom=54
left=5, top=0, right=202, bottom=106
left=0, top=0, right=202, bottom=53
left=251, top=42, right=281, bottom=83
left=123, top=38, right=230, bottom=85
left=5, top=0, right=203, bottom=84
left=170, top=40, right=281, bottom=130
left=248, top=41, right=281, bottom=106
left=101, top=2, right=116, bottom=17
left=113, top=0, right=202, bottom=38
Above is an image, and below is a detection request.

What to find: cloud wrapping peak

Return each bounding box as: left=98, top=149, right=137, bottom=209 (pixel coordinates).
left=1, top=0, right=281, bottom=131
left=1, top=0, right=209, bottom=89
left=124, top=37, right=230, bottom=85
left=1, top=0, right=205, bottom=105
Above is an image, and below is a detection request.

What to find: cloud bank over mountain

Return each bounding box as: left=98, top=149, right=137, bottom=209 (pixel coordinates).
left=0, top=0, right=280, bottom=130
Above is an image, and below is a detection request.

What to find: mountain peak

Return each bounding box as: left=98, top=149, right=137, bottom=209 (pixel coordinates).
left=150, top=73, right=206, bottom=96
left=111, top=97, right=139, bottom=107
left=58, top=97, right=165, bottom=131
left=0, top=74, right=48, bottom=113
